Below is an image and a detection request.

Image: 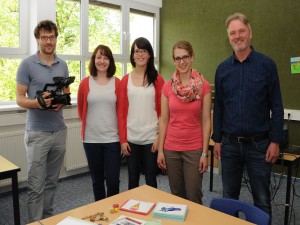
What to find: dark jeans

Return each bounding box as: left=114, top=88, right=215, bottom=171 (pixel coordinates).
left=220, top=136, right=272, bottom=217
left=83, top=142, right=121, bottom=201
left=126, top=142, right=158, bottom=189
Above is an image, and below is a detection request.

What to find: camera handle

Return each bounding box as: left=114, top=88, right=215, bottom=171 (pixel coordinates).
left=35, top=91, right=47, bottom=109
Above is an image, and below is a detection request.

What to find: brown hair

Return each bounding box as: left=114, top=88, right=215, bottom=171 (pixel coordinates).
left=89, top=45, right=116, bottom=77
left=172, top=40, right=194, bottom=59
left=34, top=20, right=58, bottom=39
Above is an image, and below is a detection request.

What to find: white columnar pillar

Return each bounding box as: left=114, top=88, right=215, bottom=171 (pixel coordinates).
left=28, top=0, right=56, bottom=54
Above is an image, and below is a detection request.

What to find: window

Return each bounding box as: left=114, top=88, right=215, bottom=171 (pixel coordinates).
left=129, top=9, right=155, bottom=51
left=55, top=0, right=160, bottom=98
left=0, top=0, right=160, bottom=104
left=88, top=1, right=121, bottom=54
left=0, top=0, right=28, bottom=104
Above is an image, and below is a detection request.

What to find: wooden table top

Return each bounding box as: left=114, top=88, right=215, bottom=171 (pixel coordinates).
left=28, top=185, right=253, bottom=225
left=0, top=155, right=20, bottom=173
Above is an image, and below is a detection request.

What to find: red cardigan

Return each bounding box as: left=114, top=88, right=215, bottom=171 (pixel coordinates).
left=77, top=76, right=121, bottom=140
left=118, top=73, right=165, bottom=144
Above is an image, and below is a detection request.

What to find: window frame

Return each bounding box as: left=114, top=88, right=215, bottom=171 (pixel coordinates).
left=0, top=0, right=161, bottom=109
left=0, top=0, right=29, bottom=55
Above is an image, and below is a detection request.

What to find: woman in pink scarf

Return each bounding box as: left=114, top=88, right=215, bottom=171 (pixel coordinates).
left=157, top=41, right=211, bottom=204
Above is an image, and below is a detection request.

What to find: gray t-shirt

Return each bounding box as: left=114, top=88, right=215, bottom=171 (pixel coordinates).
left=16, top=52, right=69, bottom=131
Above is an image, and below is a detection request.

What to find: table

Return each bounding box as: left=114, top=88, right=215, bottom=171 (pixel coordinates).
left=0, top=155, right=21, bottom=225
left=28, top=185, right=253, bottom=225
left=276, top=153, right=300, bottom=225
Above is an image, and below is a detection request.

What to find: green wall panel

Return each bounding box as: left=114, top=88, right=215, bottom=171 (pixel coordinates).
left=160, top=0, right=300, bottom=110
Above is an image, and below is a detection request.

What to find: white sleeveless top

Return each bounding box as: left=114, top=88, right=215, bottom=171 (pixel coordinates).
left=84, top=76, right=119, bottom=143
left=127, top=73, right=158, bottom=145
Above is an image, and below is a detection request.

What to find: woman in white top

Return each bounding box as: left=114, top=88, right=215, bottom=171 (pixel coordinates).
left=118, top=37, right=164, bottom=189
left=77, top=45, right=121, bottom=201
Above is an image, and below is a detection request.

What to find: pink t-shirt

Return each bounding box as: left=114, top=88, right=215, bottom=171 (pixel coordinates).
left=162, top=79, right=211, bottom=151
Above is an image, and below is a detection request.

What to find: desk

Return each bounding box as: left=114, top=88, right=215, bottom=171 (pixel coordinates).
left=276, top=153, right=300, bottom=225
left=0, top=155, right=21, bottom=225
left=28, top=185, right=253, bottom=225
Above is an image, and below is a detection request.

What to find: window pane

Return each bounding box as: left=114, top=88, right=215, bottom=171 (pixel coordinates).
left=130, top=9, right=155, bottom=51
left=56, top=0, right=80, bottom=55
left=65, top=60, right=81, bottom=98
left=0, top=58, right=21, bottom=102
left=0, top=0, right=19, bottom=48
left=115, top=62, right=122, bottom=79
left=126, top=63, right=133, bottom=74
left=89, top=1, right=121, bottom=54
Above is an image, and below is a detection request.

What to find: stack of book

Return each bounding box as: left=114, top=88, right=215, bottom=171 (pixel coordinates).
left=152, top=202, right=188, bottom=222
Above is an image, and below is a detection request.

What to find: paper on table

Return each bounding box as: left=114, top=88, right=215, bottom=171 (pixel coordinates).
left=109, top=215, right=147, bottom=225
left=56, top=216, right=96, bottom=225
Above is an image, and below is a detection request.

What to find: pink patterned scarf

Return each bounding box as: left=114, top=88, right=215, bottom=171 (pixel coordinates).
left=171, top=69, right=204, bottom=102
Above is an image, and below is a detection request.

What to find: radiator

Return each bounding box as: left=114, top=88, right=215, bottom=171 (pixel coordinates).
left=0, top=122, right=88, bottom=187
left=65, top=122, right=88, bottom=171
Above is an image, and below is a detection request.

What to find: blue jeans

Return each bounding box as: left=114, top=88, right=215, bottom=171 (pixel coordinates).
left=220, top=136, right=272, bottom=216
left=83, top=142, right=121, bottom=201
left=126, top=142, right=158, bottom=189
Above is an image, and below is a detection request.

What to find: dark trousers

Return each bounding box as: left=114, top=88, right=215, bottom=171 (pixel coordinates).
left=221, top=136, right=272, bottom=217
left=126, top=142, right=158, bottom=189
left=83, top=142, right=121, bottom=201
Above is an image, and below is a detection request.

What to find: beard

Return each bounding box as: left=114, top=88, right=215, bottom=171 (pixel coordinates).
left=230, top=39, right=250, bottom=53
left=40, top=45, right=56, bottom=55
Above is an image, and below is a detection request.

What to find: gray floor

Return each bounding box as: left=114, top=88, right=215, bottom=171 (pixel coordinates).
left=0, top=165, right=299, bottom=225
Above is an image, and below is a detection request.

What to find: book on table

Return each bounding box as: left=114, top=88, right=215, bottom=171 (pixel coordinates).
left=120, top=199, right=156, bottom=215
left=152, top=202, right=188, bottom=222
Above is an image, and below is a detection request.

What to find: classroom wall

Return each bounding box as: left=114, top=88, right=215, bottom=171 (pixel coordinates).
left=160, top=0, right=300, bottom=147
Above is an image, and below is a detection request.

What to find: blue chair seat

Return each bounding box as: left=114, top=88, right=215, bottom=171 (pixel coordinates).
left=210, top=197, right=270, bottom=225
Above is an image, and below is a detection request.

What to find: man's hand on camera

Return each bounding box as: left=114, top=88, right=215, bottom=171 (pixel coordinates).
left=36, top=92, right=53, bottom=109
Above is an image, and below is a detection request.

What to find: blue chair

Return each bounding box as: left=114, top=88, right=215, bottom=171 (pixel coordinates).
left=210, top=197, right=270, bottom=225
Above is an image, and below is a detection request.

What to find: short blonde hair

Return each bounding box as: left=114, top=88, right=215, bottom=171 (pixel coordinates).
left=172, top=41, right=194, bottom=59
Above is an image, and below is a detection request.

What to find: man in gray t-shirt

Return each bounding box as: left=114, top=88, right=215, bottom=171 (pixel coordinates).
left=16, top=20, right=69, bottom=223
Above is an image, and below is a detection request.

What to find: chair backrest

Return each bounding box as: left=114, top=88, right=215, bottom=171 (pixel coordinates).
left=210, top=197, right=270, bottom=225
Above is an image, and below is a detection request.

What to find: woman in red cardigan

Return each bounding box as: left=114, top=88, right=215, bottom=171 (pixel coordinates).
left=118, top=37, right=164, bottom=189
left=77, top=45, right=121, bottom=201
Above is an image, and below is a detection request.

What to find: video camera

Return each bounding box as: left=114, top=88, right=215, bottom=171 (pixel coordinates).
left=36, top=76, right=75, bottom=110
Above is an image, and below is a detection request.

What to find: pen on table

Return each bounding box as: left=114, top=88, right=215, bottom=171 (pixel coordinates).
left=37, top=221, right=44, bottom=225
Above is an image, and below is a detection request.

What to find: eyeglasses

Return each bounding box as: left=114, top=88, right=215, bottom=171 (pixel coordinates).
left=174, top=55, right=190, bottom=63
left=134, top=49, right=148, bottom=55
left=40, top=35, right=56, bottom=42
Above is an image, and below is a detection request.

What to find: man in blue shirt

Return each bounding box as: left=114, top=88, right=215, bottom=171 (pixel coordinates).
left=212, top=13, right=284, bottom=218
left=16, top=20, right=69, bottom=222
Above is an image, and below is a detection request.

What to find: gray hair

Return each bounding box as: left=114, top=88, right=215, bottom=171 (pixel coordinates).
left=225, top=13, right=251, bottom=31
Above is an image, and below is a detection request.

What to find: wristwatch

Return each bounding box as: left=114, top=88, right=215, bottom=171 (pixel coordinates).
left=201, top=153, right=209, bottom=158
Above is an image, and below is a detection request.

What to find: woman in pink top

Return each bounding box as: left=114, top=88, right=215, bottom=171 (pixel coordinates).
left=157, top=41, right=211, bottom=204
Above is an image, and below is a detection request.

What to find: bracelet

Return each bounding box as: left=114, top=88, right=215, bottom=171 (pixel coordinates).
left=201, top=153, right=209, bottom=158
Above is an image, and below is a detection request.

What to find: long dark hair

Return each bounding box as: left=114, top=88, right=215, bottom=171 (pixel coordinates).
left=89, top=45, right=116, bottom=77
left=130, top=37, right=158, bottom=86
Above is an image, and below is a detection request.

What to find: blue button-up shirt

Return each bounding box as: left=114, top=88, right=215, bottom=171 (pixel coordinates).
left=212, top=48, right=284, bottom=143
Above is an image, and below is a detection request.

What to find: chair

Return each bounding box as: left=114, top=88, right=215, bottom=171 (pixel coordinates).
left=210, top=197, right=270, bottom=225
